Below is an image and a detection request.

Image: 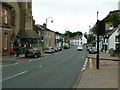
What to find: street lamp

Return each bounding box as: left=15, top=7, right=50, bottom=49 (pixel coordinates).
left=46, top=17, right=53, bottom=28
left=96, top=11, right=99, bottom=69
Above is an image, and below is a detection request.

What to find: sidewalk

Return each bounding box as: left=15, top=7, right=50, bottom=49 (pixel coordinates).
left=87, top=52, right=119, bottom=61
left=75, top=52, right=119, bottom=88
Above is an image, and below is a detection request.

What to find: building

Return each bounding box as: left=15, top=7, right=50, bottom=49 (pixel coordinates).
left=0, top=2, right=13, bottom=55
left=33, top=24, right=45, bottom=50
left=108, top=28, right=119, bottom=51
left=0, top=1, right=39, bottom=55
left=70, top=35, right=87, bottom=46
left=44, top=29, right=55, bottom=48
left=99, top=27, right=119, bottom=52
left=18, top=1, right=39, bottom=48
left=55, top=32, right=64, bottom=47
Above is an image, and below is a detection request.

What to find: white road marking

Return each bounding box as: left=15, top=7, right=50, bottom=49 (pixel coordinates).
left=81, top=58, right=88, bottom=71
left=0, top=71, right=28, bottom=82
left=13, top=62, right=19, bottom=65
left=39, top=65, right=42, bottom=68
left=89, top=58, right=93, bottom=68
left=2, top=64, right=12, bottom=67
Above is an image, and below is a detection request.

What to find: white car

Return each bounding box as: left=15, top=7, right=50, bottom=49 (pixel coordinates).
left=44, top=47, right=55, bottom=53
left=77, top=46, right=83, bottom=51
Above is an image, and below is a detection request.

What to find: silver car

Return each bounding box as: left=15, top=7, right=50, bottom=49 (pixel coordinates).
left=89, top=47, right=97, bottom=54
left=44, top=47, right=55, bottom=53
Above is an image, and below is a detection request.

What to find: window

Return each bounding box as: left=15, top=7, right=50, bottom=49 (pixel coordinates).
left=28, top=2, right=31, bottom=8
left=106, top=39, right=108, bottom=43
left=18, top=2, right=22, bottom=7
left=115, top=36, right=119, bottom=42
left=4, top=33, right=8, bottom=50
left=4, top=9, right=8, bottom=24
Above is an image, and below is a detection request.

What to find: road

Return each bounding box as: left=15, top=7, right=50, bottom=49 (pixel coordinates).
left=2, top=46, right=86, bottom=88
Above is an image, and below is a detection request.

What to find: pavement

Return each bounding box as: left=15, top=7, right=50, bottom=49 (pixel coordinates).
left=74, top=51, right=120, bottom=88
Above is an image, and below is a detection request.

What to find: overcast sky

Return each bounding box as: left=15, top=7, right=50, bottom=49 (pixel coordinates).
left=32, top=0, right=119, bottom=34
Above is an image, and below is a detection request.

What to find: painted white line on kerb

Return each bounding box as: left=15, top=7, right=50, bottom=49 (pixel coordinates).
left=0, top=71, right=28, bottom=82
left=81, top=58, right=88, bottom=71
left=89, top=58, right=93, bottom=68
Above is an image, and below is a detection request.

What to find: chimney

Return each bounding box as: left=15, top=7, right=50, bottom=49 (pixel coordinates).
left=43, top=23, right=46, bottom=28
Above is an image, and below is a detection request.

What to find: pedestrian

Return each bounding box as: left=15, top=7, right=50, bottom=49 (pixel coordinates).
left=10, top=48, right=15, bottom=56
left=16, top=46, right=19, bottom=57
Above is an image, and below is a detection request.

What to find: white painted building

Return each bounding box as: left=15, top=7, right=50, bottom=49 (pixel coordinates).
left=99, top=27, right=120, bottom=52
left=108, top=27, right=119, bottom=50
left=70, top=35, right=87, bottom=46
left=55, top=33, right=64, bottom=47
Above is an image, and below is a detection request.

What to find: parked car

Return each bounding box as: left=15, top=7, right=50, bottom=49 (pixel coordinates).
left=57, top=47, right=62, bottom=51
left=77, top=46, right=83, bottom=51
left=63, top=43, right=70, bottom=49
left=89, top=47, right=97, bottom=54
left=53, top=47, right=59, bottom=52
left=25, top=48, right=41, bottom=58
left=44, top=47, right=55, bottom=53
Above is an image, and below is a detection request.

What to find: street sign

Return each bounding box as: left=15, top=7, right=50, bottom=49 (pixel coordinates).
left=97, top=20, right=105, bottom=35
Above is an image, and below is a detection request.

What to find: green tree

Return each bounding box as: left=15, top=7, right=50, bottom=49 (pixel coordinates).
left=64, top=31, right=82, bottom=37
left=104, top=10, right=120, bottom=28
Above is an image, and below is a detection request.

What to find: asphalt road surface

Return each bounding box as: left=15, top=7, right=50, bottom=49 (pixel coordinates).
left=2, top=46, right=86, bottom=88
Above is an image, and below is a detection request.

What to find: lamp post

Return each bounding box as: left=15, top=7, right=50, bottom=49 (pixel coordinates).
left=96, top=11, right=99, bottom=69
left=46, top=17, right=53, bottom=28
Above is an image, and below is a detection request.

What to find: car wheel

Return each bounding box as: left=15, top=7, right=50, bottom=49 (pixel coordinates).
left=25, top=54, right=27, bottom=58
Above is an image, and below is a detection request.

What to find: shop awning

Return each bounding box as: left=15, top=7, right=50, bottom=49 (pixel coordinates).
left=18, top=29, right=39, bottom=39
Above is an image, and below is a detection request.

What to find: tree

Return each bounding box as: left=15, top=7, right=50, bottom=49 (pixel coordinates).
left=89, top=10, right=120, bottom=34
left=64, top=31, right=83, bottom=37
left=103, top=10, right=120, bottom=28
left=89, top=25, right=97, bottom=34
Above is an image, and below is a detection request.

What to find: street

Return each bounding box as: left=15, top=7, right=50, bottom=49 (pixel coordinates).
left=2, top=46, right=86, bottom=88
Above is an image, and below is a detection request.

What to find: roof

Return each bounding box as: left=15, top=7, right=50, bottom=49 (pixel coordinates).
left=105, top=28, right=118, bottom=36
left=35, top=24, right=55, bottom=33
left=18, top=29, right=39, bottom=39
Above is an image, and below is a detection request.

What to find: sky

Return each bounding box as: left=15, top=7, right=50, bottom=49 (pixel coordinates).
left=32, top=0, right=119, bottom=34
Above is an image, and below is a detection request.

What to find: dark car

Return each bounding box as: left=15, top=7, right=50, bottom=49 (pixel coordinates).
left=25, top=48, right=41, bottom=58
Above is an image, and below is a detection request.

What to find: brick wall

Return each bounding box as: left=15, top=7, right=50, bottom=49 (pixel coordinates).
left=0, top=3, right=12, bottom=56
